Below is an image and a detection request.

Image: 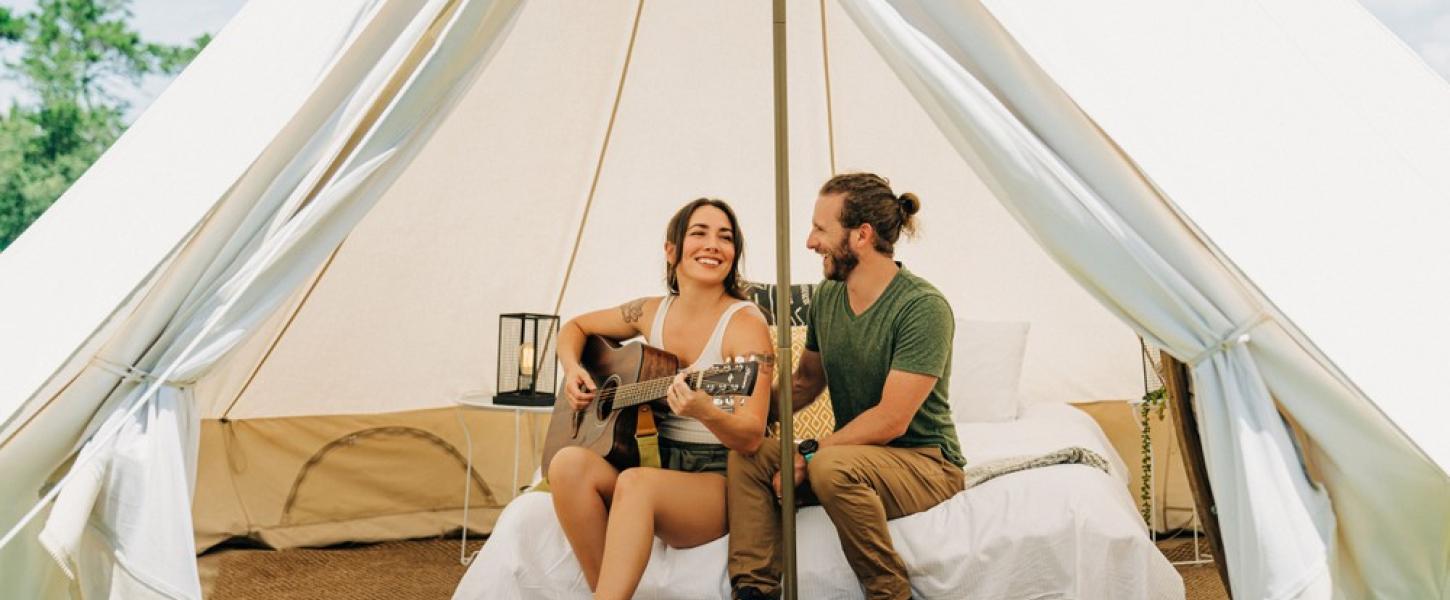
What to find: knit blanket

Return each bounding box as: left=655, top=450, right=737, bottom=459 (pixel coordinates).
left=963, top=446, right=1112, bottom=489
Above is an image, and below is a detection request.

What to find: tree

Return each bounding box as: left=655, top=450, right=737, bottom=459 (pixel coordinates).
left=0, top=0, right=211, bottom=251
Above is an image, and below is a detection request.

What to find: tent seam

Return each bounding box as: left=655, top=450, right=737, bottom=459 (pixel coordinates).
left=552, top=0, right=647, bottom=316
left=215, top=246, right=342, bottom=420
left=819, top=0, right=837, bottom=175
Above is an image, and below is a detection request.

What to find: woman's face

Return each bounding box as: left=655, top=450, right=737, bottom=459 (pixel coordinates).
left=668, top=205, right=737, bottom=289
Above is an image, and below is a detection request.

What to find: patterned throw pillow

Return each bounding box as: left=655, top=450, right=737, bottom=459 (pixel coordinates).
left=769, top=326, right=835, bottom=439
left=744, top=281, right=834, bottom=439
left=745, top=281, right=816, bottom=327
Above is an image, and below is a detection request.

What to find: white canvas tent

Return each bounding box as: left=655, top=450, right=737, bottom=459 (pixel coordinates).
left=1, top=0, right=1446, bottom=598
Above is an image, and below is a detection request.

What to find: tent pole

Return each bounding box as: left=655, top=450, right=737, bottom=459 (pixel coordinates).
left=771, top=1, right=798, bottom=599
left=1163, top=352, right=1233, bottom=597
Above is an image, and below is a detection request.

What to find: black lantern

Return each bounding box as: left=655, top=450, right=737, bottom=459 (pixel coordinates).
left=495, top=313, right=559, bottom=407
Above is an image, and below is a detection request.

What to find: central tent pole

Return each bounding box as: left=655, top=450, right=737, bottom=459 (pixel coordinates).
left=770, top=1, right=798, bottom=599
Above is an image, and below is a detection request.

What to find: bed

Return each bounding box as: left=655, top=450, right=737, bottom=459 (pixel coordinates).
left=452, top=402, right=1184, bottom=599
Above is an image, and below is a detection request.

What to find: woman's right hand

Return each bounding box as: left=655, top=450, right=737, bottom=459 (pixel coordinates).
left=563, top=365, right=596, bottom=410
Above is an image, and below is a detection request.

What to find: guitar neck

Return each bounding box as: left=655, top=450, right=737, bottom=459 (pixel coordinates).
left=607, top=372, right=703, bottom=409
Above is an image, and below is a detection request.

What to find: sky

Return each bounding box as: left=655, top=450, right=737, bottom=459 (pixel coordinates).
left=0, top=0, right=1448, bottom=119
left=0, top=0, right=246, bottom=118
left=1360, top=0, right=1450, bottom=77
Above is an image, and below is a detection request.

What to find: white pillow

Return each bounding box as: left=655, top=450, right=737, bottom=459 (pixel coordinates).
left=947, top=319, right=1030, bottom=423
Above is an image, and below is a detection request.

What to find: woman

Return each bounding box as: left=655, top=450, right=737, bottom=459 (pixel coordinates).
left=548, top=198, right=773, bottom=599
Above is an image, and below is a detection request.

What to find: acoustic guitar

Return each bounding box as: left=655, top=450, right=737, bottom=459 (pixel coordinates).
left=541, top=335, right=760, bottom=473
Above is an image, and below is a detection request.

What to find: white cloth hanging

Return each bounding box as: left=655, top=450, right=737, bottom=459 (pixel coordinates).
left=838, top=1, right=1337, bottom=598
left=18, top=1, right=526, bottom=596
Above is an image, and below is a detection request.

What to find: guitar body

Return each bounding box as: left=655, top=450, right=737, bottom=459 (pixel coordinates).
left=541, top=336, right=679, bottom=474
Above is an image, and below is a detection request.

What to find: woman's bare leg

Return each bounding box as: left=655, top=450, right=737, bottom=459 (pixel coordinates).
left=594, top=469, right=727, bottom=600
left=547, top=447, right=619, bottom=590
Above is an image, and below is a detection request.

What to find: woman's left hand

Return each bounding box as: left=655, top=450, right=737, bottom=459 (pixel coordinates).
left=667, top=372, right=715, bottom=419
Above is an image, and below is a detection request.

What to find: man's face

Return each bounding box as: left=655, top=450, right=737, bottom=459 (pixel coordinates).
left=806, top=193, right=859, bottom=282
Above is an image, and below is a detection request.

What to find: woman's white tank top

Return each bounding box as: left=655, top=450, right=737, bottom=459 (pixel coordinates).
left=649, top=295, right=757, bottom=444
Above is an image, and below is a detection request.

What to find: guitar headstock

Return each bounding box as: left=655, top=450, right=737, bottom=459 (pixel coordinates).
left=691, top=356, right=761, bottom=398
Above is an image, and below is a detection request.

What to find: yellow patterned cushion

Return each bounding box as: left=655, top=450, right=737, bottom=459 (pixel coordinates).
left=769, top=326, right=835, bottom=439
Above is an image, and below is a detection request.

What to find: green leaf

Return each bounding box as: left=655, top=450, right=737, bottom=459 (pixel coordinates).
left=0, top=0, right=213, bottom=251
left=0, top=7, right=29, bottom=42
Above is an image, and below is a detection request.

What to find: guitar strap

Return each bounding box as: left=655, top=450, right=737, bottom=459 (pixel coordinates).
left=635, top=405, right=662, bottom=469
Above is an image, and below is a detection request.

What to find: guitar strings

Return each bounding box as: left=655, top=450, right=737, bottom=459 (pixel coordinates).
left=589, top=364, right=747, bottom=405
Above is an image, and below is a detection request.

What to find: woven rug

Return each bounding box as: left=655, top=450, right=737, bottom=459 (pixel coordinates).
left=201, top=537, right=480, bottom=600
left=202, top=535, right=1229, bottom=599
left=1158, top=536, right=1228, bottom=600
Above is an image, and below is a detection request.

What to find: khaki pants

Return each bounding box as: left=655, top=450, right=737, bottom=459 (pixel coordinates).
left=727, top=443, right=965, bottom=600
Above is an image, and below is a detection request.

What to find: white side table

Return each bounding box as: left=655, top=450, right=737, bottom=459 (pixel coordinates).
left=455, top=391, right=554, bottom=564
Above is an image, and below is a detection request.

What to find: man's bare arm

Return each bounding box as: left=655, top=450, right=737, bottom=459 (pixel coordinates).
left=791, top=349, right=827, bottom=411
left=820, top=370, right=936, bottom=448
left=772, top=349, right=827, bottom=414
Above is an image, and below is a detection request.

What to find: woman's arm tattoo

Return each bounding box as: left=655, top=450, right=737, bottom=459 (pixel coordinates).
left=620, top=298, right=646, bottom=324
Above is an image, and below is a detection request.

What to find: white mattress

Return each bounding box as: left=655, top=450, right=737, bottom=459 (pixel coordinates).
left=454, top=403, right=1184, bottom=599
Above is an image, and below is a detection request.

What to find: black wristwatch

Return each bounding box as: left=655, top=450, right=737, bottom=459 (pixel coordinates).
left=797, top=439, right=819, bottom=463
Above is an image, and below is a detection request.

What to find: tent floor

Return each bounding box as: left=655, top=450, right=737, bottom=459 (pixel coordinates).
left=198, top=536, right=1228, bottom=599
left=199, top=537, right=480, bottom=600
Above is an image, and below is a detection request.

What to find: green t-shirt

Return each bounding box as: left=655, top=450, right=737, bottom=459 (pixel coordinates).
left=806, top=266, right=965, bottom=466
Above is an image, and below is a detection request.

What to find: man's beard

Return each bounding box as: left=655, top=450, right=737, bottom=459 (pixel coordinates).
left=823, top=240, right=858, bottom=282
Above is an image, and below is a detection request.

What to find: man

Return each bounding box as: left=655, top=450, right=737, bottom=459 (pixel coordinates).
left=728, top=173, right=965, bottom=600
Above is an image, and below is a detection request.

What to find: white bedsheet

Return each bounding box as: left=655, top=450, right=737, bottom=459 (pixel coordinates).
left=454, top=404, right=1184, bottom=599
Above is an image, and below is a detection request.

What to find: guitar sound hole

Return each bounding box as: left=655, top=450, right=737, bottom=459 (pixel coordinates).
left=596, top=376, right=620, bottom=421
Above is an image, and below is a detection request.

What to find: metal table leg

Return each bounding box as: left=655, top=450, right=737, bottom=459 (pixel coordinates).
left=512, top=409, right=521, bottom=499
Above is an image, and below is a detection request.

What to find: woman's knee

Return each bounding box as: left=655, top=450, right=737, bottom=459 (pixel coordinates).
left=547, top=447, right=584, bottom=481
left=612, top=467, right=659, bottom=503
left=549, top=447, right=611, bottom=490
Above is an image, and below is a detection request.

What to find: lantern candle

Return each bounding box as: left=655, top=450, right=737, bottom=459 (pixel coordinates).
left=519, top=341, right=535, bottom=388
